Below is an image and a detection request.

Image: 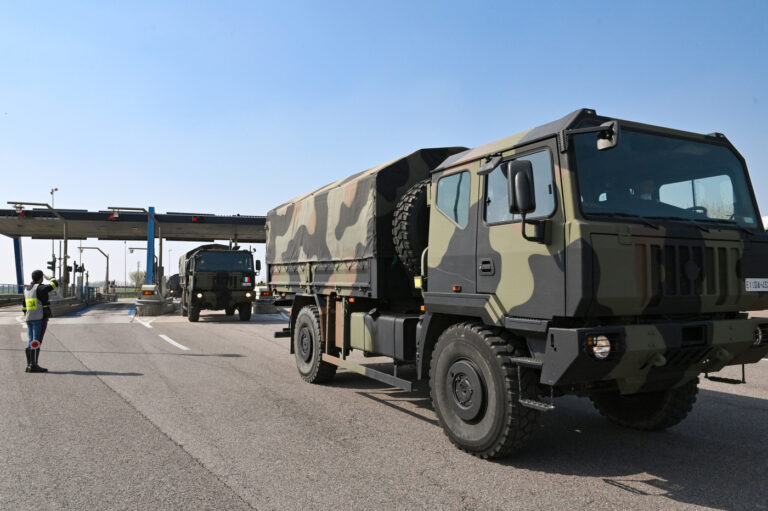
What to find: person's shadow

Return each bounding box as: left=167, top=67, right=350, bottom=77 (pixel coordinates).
left=46, top=370, right=143, bottom=376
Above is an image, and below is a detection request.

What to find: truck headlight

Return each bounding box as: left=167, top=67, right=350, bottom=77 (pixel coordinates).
left=245, top=292, right=252, bottom=298
left=587, top=335, right=612, bottom=360
left=196, top=292, right=203, bottom=299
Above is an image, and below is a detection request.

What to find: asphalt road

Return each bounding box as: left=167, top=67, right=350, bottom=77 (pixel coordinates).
left=1, top=301, right=767, bottom=510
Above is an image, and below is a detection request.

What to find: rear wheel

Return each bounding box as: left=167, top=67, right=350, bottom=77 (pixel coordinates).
left=430, top=322, right=539, bottom=459
left=293, top=305, right=337, bottom=383
left=188, top=304, right=200, bottom=322
left=239, top=304, right=252, bottom=321
left=589, top=378, right=699, bottom=431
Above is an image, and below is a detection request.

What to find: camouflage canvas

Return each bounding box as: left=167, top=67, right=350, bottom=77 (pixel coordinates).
left=266, top=147, right=466, bottom=298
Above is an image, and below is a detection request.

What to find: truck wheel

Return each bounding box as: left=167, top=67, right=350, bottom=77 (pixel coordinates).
left=225, top=307, right=235, bottom=316
left=429, top=322, right=539, bottom=459
left=392, top=179, right=429, bottom=277
left=188, top=305, right=200, bottom=322
left=589, top=378, right=699, bottom=431
left=293, top=305, right=337, bottom=383
left=239, top=304, right=252, bottom=321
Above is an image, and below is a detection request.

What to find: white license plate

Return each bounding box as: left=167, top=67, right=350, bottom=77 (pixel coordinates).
left=745, top=278, right=768, bottom=292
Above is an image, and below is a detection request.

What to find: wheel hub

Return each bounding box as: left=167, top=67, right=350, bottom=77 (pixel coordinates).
left=446, top=359, right=484, bottom=421
left=298, top=328, right=312, bottom=362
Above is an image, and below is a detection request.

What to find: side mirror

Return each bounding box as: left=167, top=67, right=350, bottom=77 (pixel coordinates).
left=596, top=120, right=620, bottom=151
left=506, top=160, right=536, bottom=214
left=255, top=260, right=262, bottom=272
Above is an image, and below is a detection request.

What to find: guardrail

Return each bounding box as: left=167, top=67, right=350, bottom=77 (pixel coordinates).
left=0, top=283, right=22, bottom=295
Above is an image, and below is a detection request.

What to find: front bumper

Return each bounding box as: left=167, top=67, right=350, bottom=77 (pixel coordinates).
left=191, top=289, right=257, bottom=309
left=539, top=317, right=768, bottom=394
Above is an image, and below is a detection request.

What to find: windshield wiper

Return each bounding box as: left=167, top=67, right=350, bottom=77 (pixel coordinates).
left=694, top=218, right=755, bottom=236
left=646, top=216, right=710, bottom=233
left=588, top=212, right=660, bottom=229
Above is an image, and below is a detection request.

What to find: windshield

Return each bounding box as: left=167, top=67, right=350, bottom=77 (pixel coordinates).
left=195, top=251, right=253, bottom=271
left=573, top=129, right=759, bottom=229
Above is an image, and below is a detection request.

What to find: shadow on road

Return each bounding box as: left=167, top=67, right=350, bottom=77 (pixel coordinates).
left=46, top=370, right=143, bottom=376
left=0, top=348, right=244, bottom=358
left=191, top=313, right=288, bottom=325
left=496, top=389, right=768, bottom=510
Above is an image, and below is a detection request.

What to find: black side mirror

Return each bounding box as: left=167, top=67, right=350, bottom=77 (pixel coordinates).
left=506, top=160, right=536, bottom=214
left=255, top=260, right=262, bottom=272
left=596, top=120, right=620, bottom=151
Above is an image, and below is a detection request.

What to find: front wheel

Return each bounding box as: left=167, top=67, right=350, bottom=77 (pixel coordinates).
left=188, top=304, right=200, bottom=322
left=293, top=305, right=336, bottom=383
left=589, top=378, right=699, bottom=431
left=429, top=322, right=539, bottom=459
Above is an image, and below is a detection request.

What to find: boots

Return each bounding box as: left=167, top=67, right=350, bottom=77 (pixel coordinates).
left=28, top=348, right=47, bottom=373
left=24, top=348, right=33, bottom=372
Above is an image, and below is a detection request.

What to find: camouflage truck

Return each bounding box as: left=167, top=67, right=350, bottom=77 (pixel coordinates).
left=266, top=109, right=768, bottom=458
left=179, top=244, right=260, bottom=322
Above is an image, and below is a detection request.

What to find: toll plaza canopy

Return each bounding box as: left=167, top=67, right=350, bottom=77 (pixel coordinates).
left=0, top=209, right=266, bottom=242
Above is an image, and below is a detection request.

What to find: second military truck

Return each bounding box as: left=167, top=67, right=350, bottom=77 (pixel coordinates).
left=179, top=244, right=259, bottom=322
left=267, top=109, right=768, bottom=458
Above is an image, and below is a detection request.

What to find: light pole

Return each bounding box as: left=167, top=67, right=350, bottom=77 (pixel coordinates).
left=79, top=247, right=109, bottom=294
left=49, top=188, right=57, bottom=273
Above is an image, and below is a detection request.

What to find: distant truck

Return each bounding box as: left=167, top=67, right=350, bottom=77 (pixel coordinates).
left=166, top=274, right=182, bottom=298
left=179, top=244, right=259, bottom=322
left=266, top=109, right=768, bottom=459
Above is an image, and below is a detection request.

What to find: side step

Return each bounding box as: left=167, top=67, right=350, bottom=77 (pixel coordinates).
left=512, top=359, right=555, bottom=412
left=274, top=327, right=291, bottom=338
left=519, top=398, right=555, bottom=412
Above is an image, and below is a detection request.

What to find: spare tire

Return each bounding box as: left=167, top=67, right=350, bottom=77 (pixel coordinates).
left=393, top=179, right=430, bottom=276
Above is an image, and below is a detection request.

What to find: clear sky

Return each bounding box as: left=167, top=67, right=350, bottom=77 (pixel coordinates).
left=1, top=0, right=767, bottom=284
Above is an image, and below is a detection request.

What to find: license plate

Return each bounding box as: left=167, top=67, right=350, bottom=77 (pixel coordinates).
left=745, top=278, right=768, bottom=291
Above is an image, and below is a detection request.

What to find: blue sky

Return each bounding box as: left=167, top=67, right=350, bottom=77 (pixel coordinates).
left=1, top=0, right=767, bottom=283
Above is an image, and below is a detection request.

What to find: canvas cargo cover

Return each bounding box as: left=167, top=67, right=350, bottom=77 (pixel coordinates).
left=267, top=147, right=467, bottom=264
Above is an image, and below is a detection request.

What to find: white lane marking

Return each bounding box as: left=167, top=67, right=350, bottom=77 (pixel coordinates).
left=135, top=318, right=154, bottom=329
left=158, top=334, right=190, bottom=351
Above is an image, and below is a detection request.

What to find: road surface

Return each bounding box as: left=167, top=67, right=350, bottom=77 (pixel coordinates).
left=1, top=301, right=767, bottom=510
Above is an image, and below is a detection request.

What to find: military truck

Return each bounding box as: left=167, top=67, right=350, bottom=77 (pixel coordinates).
left=179, top=244, right=260, bottom=322
left=166, top=273, right=182, bottom=298
left=266, top=109, right=768, bottom=458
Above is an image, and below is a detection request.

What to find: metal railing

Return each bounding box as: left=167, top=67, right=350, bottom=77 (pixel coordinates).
left=0, top=284, right=22, bottom=295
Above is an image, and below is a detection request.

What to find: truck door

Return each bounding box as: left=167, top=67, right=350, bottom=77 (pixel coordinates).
left=426, top=167, right=478, bottom=294
left=476, top=141, right=565, bottom=319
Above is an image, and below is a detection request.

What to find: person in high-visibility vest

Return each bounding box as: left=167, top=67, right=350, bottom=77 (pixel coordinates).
left=22, top=270, right=58, bottom=373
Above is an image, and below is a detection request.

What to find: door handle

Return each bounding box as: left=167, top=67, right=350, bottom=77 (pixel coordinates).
left=478, top=259, right=495, bottom=275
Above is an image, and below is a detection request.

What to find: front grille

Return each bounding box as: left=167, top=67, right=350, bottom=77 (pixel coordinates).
left=637, top=242, right=740, bottom=306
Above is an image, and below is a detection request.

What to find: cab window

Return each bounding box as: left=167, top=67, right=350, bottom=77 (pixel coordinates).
left=485, top=149, right=555, bottom=223
left=436, top=171, right=470, bottom=227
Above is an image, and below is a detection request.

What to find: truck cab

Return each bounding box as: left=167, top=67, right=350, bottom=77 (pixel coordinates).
left=179, top=244, right=259, bottom=322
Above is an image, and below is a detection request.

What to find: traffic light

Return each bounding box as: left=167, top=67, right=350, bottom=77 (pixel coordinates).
left=191, top=215, right=203, bottom=223
left=80, top=264, right=86, bottom=273
left=47, top=258, right=56, bottom=272
left=66, top=265, right=72, bottom=272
